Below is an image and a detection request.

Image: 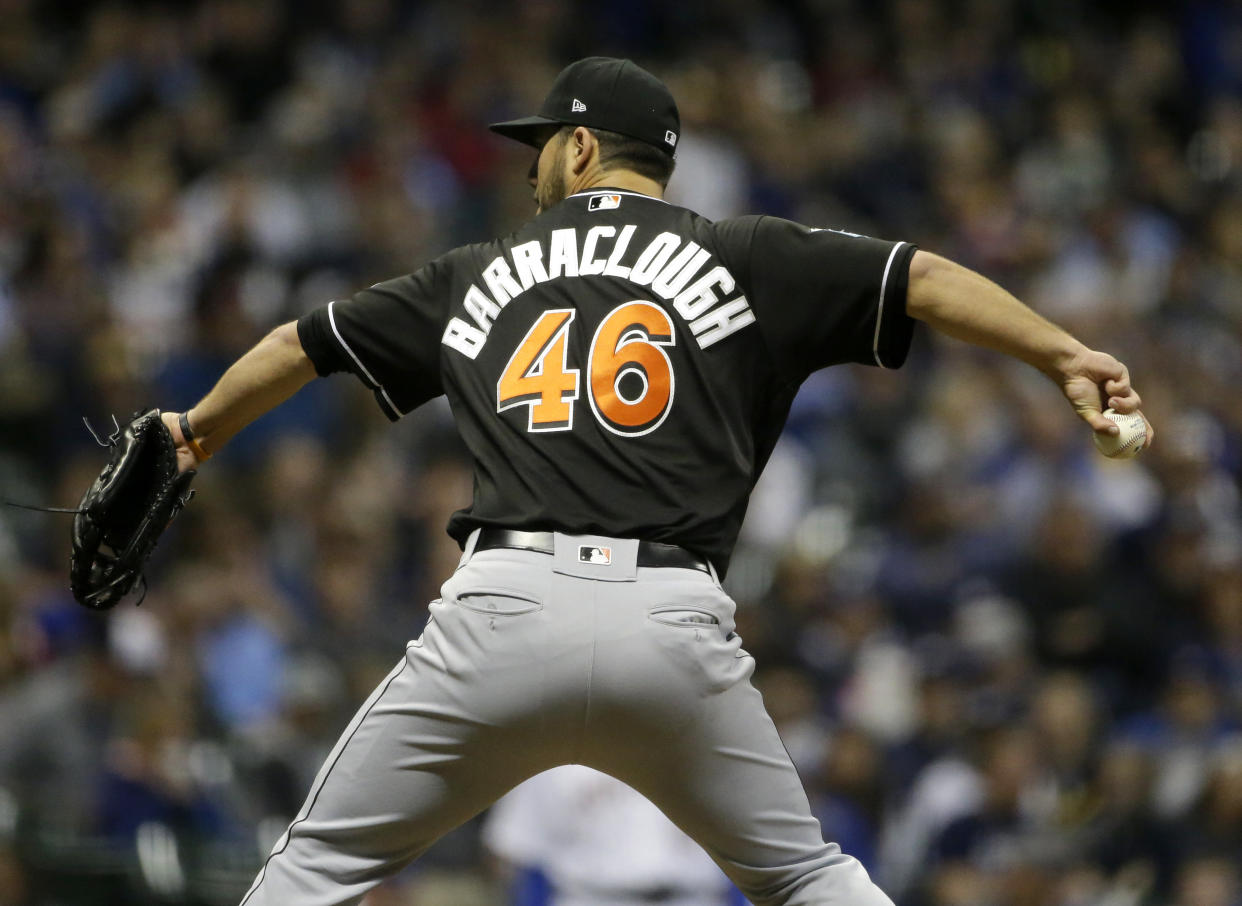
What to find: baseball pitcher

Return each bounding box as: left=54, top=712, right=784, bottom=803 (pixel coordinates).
left=147, top=58, right=1150, bottom=905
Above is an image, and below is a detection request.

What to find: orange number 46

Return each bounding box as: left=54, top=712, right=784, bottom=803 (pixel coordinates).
left=496, top=309, right=579, bottom=432
left=497, top=302, right=675, bottom=436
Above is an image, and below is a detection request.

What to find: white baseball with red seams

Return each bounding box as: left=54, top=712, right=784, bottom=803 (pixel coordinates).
left=1094, top=408, right=1147, bottom=458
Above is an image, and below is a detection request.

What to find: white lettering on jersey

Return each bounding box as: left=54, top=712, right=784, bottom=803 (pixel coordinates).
left=441, top=226, right=755, bottom=358
left=579, top=226, right=616, bottom=276
left=548, top=228, right=580, bottom=279
left=603, top=225, right=636, bottom=279
left=510, top=240, right=549, bottom=289
left=691, top=297, right=755, bottom=348
left=628, top=232, right=680, bottom=286
left=443, top=317, right=487, bottom=358
left=674, top=265, right=735, bottom=320
left=463, top=284, right=501, bottom=332
left=482, top=257, right=523, bottom=306
left=651, top=242, right=709, bottom=298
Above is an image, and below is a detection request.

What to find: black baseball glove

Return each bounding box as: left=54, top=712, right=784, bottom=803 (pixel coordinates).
left=70, top=409, right=196, bottom=610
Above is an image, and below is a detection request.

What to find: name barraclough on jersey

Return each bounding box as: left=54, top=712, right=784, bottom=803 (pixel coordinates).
left=441, top=226, right=756, bottom=359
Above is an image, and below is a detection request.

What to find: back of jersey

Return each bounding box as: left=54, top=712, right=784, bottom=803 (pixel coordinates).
left=298, top=189, right=916, bottom=574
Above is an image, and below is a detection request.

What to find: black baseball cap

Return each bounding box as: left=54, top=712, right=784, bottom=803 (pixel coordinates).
left=490, top=57, right=680, bottom=155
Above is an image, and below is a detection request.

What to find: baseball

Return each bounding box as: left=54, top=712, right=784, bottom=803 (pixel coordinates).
left=1093, top=408, right=1147, bottom=458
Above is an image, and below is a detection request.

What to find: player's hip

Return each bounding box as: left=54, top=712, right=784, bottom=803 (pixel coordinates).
left=443, top=530, right=731, bottom=617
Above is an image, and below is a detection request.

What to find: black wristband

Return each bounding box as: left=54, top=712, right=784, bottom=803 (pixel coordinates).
left=178, top=411, right=196, bottom=441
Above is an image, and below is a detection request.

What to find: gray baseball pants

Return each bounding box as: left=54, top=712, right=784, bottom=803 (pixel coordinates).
left=240, top=533, right=893, bottom=906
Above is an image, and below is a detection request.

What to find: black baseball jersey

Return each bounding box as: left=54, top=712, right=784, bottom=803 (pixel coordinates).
left=298, top=189, right=916, bottom=574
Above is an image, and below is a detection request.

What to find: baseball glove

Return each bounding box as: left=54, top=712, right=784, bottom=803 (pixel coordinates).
left=70, top=409, right=196, bottom=610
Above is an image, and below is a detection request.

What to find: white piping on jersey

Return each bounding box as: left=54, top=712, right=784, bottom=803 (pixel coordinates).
left=873, top=241, right=907, bottom=368
left=570, top=189, right=670, bottom=205
left=327, top=300, right=402, bottom=418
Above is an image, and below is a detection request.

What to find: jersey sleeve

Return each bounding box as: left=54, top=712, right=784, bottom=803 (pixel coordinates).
left=297, top=258, right=450, bottom=420
left=715, top=215, right=917, bottom=378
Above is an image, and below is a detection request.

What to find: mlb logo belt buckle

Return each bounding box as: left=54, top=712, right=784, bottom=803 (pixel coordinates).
left=578, top=544, right=612, bottom=565
left=553, top=535, right=638, bottom=580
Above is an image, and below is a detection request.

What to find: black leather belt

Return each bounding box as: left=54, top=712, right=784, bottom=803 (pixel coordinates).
left=473, top=529, right=712, bottom=574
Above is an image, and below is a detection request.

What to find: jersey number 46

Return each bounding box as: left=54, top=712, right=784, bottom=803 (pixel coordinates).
left=497, top=301, right=675, bottom=437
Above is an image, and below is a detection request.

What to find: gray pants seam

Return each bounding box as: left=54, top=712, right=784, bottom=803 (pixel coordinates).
left=577, top=577, right=598, bottom=762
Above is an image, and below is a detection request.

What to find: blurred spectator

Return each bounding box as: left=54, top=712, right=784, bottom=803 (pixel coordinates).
left=1121, top=645, right=1239, bottom=819
left=808, top=725, right=885, bottom=871
left=1174, top=739, right=1242, bottom=865
left=483, top=765, right=741, bottom=906
left=755, top=664, right=833, bottom=779
left=96, top=685, right=230, bottom=840
left=1171, top=856, right=1242, bottom=906
left=0, top=626, right=128, bottom=835
left=1076, top=740, right=1176, bottom=900
left=925, top=727, right=1059, bottom=887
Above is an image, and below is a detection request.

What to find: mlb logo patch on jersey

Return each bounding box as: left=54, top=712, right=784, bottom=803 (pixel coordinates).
left=587, top=194, right=622, bottom=212
left=578, top=545, right=612, bottom=565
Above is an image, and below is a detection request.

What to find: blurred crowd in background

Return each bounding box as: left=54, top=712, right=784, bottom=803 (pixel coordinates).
left=0, top=0, right=1241, bottom=903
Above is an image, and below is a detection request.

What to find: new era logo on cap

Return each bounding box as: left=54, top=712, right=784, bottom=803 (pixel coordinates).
left=578, top=545, right=612, bottom=565
left=571, top=98, right=587, bottom=113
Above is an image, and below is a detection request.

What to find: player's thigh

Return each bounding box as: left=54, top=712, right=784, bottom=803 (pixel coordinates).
left=253, top=602, right=569, bottom=889
left=601, top=683, right=886, bottom=905
left=589, top=659, right=819, bottom=863
left=587, top=589, right=889, bottom=905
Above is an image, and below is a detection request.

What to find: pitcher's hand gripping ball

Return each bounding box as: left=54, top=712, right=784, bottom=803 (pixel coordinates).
left=70, top=409, right=196, bottom=609
left=1093, top=407, right=1148, bottom=459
